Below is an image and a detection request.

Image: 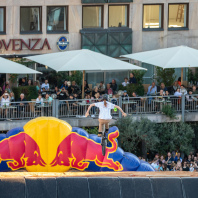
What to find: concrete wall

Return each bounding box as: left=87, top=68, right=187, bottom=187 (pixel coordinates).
left=0, top=112, right=197, bottom=131
left=132, top=0, right=198, bottom=53
left=1, top=0, right=197, bottom=55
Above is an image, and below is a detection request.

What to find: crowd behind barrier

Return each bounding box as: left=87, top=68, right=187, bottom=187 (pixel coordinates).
left=147, top=152, right=198, bottom=172
left=0, top=75, right=198, bottom=120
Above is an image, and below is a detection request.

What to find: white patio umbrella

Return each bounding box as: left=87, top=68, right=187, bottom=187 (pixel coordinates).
left=0, top=57, right=41, bottom=74
left=26, top=49, right=146, bottom=98
left=121, top=45, right=198, bottom=83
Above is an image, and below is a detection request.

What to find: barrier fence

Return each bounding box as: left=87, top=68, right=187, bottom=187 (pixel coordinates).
left=0, top=94, right=197, bottom=121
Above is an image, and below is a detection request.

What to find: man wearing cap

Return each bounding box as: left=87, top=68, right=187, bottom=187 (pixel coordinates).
left=85, top=95, right=127, bottom=137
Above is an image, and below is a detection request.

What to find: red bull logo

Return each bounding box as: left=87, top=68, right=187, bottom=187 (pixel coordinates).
left=0, top=133, right=46, bottom=170
left=50, top=130, right=123, bottom=171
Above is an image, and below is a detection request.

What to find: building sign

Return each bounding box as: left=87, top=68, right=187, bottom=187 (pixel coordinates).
left=57, top=36, right=69, bottom=51
left=0, top=38, right=51, bottom=51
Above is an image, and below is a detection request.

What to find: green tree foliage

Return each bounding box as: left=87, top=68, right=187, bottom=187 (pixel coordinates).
left=156, top=67, right=176, bottom=86
left=82, top=127, right=98, bottom=135
left=48, top=71, right=83, bottom=87
left=155, top=122, right=194, bottom=155
left=188, top=68, right=198, bottom=84
left=12, top=86, right=38, bottom=100
left=115, top=116, right=195, bottom=157
left=115, top=116, right=159, bottom=156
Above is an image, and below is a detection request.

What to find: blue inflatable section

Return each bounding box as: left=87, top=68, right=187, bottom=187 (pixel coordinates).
left=72, top=126, right=155, bottom=172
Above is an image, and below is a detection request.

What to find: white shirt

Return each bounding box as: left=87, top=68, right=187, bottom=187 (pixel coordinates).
left=36, top=98, right=43, bottom=104
left=174, top=91, right=182, bottom=97
left=41, top=83, right=49, bottom=91
left=122, top=82, right=129, bottom=87
left=1, top=98, right=10, bottom=107
left=94, top=101, right=115, bottom=120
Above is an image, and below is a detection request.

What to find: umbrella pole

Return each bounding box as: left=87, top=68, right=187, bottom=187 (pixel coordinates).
left=181, top=68, right=183, bottom=85
left=82, top=70, right=85, bottom=99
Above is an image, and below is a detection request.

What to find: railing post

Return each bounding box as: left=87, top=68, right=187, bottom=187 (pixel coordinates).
left=52, top=99, right=59, bottom=118
left=119, top=96, right=122, bottom=118
left=181, top=94, right=185, bottom=122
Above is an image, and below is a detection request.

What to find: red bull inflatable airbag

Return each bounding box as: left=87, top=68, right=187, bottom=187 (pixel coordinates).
left=0, top=117, right=154, bottom=172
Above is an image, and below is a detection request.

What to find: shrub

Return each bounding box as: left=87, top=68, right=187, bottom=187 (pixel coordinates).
left=82, top=127, right=98, bottom=135
left=155, top=122, right=195, bottom=155
left=161, top=104, right=176, bottom=119
left=115, top=116, right=159, bottom=157
left=115, top=116, right=195, bottom=157
left=12, top=86, right=38, bottom=101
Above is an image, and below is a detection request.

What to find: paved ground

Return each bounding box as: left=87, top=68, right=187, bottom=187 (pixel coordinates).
left=0, top=170, right=197, bottom=178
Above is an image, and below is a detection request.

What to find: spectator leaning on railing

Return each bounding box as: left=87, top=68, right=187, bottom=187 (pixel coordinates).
left=36, top=94, right=43, bottom=105
left=174, top=88, right=182, bottom=97
left=44, top=94, right=53, bottom=105
left=1, top=93, right=10, bottom=107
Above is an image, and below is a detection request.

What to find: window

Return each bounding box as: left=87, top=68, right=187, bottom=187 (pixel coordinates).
left=109, top=5, right=128, bottom=28
left=83, top=6, right=103, bottom=28
left=143, top=5, right=163, bottom=29
left=0, top=7, right=5, bottom=33
left=47, top=6, right=68, bottom=32
left=20, top=7, right=42, bottom=33
left=168, top=4, right=188, bottom=28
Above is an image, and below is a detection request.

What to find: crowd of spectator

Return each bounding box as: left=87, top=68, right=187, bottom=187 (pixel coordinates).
left=0, top=73, right=198, bottom=118
left=147, top=151, right=198, bottom=172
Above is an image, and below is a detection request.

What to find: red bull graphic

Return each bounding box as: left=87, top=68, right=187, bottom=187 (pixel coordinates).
left=50, top=130, right=122, bottom=171
left=0, top=117, right=154, bottom=172
left=0, top=133, right=46, bottom=170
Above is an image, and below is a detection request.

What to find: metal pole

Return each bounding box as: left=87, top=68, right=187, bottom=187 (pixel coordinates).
left=52, top=99, right=59, bottom=118
left=181, top=68, right=184, bottom=85
left=181, top=94, right=185, bottom=122
left=119, top=96, right=122, bottom=118
left=82, top=70, right=85, bottom=99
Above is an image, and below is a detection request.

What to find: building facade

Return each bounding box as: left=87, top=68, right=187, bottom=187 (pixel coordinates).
left=0, top=0, right=197, bottom=85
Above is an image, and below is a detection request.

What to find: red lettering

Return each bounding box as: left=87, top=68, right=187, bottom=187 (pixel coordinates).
left=0, top=41, right=2, bottom=49
left=41, top=38, right=51, bottom=50
left=21, top=39, right=30, bottom=50
left=12, top=39, right=21, bottom=51
left=2, top=39, right=12, bottom=50
left=31, top=39, right=41, bottom=50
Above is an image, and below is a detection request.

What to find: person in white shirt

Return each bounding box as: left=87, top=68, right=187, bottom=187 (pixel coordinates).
left=85, top=95, right=127, bottom=137
left=1, top=93, right=10, bottom=107
left=41, top=80, right=49, bottom=92
left=36, top=94, right=44, bottom=105
left=174, top=88, right=182, bottom=97
left=0, top=93, right=10, bottom=118
left=122, top=77, right=129, bottom=87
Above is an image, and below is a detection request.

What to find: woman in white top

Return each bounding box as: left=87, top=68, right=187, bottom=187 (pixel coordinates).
left=1, top=93, right=10, bottom=107
left=36, top=94, right=44, bottom=105
left=85, top=95, right=127, bottom=137
left=0, top=93, right=10, bottom=118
